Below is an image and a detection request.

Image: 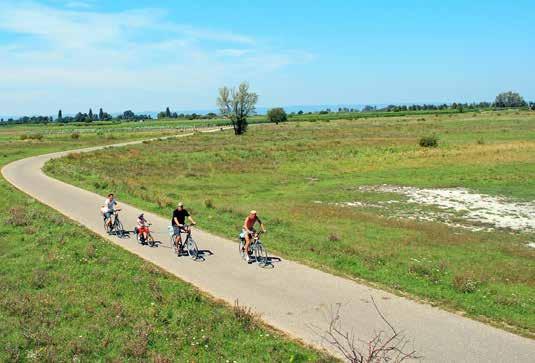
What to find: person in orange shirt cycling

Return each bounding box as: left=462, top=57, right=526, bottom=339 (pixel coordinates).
left=242, top=210, right=266, bottom=262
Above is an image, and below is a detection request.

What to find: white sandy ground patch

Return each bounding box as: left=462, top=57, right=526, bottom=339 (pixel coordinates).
left=316, top=185, right=535, bottom=238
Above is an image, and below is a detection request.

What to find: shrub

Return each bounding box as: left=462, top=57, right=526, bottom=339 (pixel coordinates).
left=6, top=206, right=28, bottom=226
left=267, top=107, right=288, bottom=125
left=453, top=274, right=480, bottom=293
left=419, top=135, right=438, bottom=148
left=204, top=198, right=215, bottom=209
left=20, top=133, right=44, bottom=141
left=86, top=244, right=96, bottom=258
left=71, top=132, right=80, bottom=139
left=328, top=233, right=340, bottom=242
left=233, top=300, right=259, bottom=331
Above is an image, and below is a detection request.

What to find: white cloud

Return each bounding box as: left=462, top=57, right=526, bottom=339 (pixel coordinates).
left=0, top=1, right=312, bottom=115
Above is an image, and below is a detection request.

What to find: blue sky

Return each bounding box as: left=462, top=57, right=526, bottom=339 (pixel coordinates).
left=0, top=0, right=534, bottom=115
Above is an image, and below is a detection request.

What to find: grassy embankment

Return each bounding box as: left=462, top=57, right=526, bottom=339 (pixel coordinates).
left=0, top=127, right=331, bottom=361
left=46, top=110, right=535, bottom=337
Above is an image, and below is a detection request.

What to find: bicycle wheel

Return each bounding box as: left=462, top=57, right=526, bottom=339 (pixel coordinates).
left=147, top=234, right=155, bottom=247
left=239, top=238, right=247, bottom=261
left=186, top=236, right=199, bottom=260
left=254, top=242, right=269, bottom=267
left=115, top=219, right=125, bottom=238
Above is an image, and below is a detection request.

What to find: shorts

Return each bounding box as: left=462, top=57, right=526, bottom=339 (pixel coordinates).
left=137, top=226, right=149, bottom=235
left=103, top=211, right=113, bottom=220
left=240, top=228, right=256, bottom=239
left=173, top=225, right=184, bottom=235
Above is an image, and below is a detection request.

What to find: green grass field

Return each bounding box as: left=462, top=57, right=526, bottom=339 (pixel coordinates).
left=45, top=110, right=535, bottom=337
left=0, top=131, right=331, bottom=361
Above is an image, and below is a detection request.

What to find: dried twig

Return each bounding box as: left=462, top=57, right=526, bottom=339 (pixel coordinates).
left=314, top=297, right=421, bottom=362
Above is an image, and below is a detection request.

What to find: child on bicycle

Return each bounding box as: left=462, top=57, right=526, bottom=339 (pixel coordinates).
left=136, top=213, right=150, bottom=243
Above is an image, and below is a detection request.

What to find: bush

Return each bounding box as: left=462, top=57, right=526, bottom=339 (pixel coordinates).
left=267, top=107, right=288, bottom=125
left=453, top=274, right=480, bottom=293
left=233, top=300, right=259, bottom=331
left=328, top=233, right=340, bottom=242
left=6, top=206, right=28, bottom=226
left=204, top=198, right=215, bottom=209
left=20, top=133, right=44, bottom=141
left=71, top=132, right=80, bottom=139
left=419, top=135, right=438, bottom=148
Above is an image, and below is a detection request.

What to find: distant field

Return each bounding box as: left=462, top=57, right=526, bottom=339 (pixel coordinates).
left=0, top=131, right=329, bottom=361
left=46, top=110, right=535, bottom=336
left=0, top=108, right=466, bottom=139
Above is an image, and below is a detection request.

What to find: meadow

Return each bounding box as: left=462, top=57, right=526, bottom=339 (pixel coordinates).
left=45, top=110, right=535, bottom=337
left=0, top=128, right=331, bottom=361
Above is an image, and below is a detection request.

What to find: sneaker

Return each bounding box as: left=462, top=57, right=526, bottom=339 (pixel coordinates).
left=246, top=255, right=253, bottom=263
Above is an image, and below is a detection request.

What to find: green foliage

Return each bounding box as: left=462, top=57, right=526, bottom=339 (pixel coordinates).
left=20, top=133, right=44, bottom=141
left=267, top=107, right=288, bottom=125
left=453, top=274, right=480, bottom=293
left=495, top=91, right=527, bottom=108
left=46, top=111, right=535, bottom=335
left=217, top=82, right=258, bottom=135
left=419, top=135, right=439, bottom=147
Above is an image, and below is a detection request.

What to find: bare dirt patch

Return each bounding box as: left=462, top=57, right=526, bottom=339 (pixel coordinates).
left=323, top=185, right=535, bottom=234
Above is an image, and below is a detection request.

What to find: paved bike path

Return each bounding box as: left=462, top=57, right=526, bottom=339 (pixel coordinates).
left=2, top=132, right=534, bottom=362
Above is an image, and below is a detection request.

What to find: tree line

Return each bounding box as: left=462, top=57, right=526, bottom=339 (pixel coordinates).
left=217, top=86, right=534, bottom=136
left=0, top=108, right=153, bottom=125
left=156, top=107, right=219, bottom=120
left=2, top=91, right=533, bottom=127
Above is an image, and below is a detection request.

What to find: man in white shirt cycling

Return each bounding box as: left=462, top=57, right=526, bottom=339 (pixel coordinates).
left=100, top=193, right=119, bottom=230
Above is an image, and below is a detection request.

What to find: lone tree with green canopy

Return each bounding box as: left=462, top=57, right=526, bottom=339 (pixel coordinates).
left=217, top=82, right=258, bottom=135
left=494, top=91, right=527, bottom=108
left=267, top=107, right=288, bottom=125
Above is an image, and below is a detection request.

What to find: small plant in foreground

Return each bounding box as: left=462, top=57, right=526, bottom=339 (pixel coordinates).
left=233, top=299, right=259, bottom=331
left=316, top=297, right=419, bottom=362
left=6, top=206, right=28, bottom=226
left=453, top=274, right=480, bottom=293
left=419, top=135, right=438, bottom=148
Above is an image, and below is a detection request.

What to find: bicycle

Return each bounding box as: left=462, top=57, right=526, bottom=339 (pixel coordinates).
left=239, top=230, right=269, bottom=267
left=134, top=223, right=155, bottom=247
left=103, top=209, right=125, bottom=237
left=168, top=224, right=199, bottom=260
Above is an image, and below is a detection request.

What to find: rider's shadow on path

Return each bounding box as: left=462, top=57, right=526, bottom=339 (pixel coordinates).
left=249, top=255, right=281, bottom=269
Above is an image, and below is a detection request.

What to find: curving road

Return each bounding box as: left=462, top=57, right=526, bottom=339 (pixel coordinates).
left=2, top=131, right=534, bottom=362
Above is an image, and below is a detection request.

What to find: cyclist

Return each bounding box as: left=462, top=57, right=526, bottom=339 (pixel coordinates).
left=136, top=213, right=150, bottom=243
left=100, top=193, right=118, bottom=231
left=171, top=202, right=196, bottom=252
left=242, top=210, right=266, bottom=262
